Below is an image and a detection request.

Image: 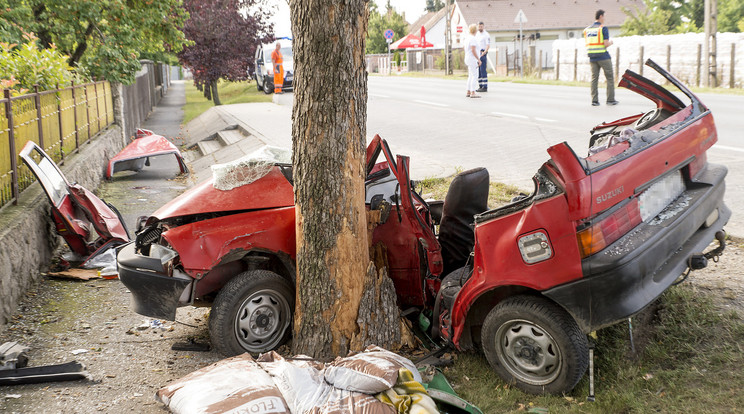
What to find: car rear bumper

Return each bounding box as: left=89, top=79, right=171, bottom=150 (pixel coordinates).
left=117, top=242, right=191, bottom=321
left=544, top=164, right=730, bottom=332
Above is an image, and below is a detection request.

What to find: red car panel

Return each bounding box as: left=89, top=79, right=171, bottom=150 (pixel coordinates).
left=106, top=129, right=188, bottom=179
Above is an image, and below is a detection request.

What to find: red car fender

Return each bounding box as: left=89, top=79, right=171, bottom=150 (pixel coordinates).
left=106, top=132, right=188, bottom=179
left=162, top=206, right=296, bottom=277
left=449, top=194, right=583, bottom=348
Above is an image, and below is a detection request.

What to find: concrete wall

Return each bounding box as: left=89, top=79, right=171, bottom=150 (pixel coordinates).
left=0, top=126, right=124, bottom=329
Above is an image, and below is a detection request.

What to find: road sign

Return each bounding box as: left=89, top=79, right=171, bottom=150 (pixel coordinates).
left=386, top=38, right=392, bottom=44
left=514, top=9, right=528, bottom=24
left=384, top=29, right=394, bottom=40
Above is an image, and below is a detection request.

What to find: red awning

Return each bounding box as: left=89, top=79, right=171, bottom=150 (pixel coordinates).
left=389, top=33, right=433, bottom=49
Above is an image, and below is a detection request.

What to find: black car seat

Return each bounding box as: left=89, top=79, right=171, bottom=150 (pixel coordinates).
left=438, top=168, right=489, bottom=276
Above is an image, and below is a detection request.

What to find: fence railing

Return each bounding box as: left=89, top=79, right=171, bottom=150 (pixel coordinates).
left=0, top=81, right=114, bottom=208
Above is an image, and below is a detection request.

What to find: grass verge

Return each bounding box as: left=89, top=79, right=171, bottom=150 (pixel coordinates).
left=443, top=284, right=744, bottom=413
left=417, top=174, right=524, bottom=209
left=183, top=80, right=272, bottom=123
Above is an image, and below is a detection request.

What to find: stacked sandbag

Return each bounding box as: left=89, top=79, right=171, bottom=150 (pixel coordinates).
left=156, top=353, right=290, bottom=414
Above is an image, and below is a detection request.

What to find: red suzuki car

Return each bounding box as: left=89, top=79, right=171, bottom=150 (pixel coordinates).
left=118, top=60, right=728, bottom=394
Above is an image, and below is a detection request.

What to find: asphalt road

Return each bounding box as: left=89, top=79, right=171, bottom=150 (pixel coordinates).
left=366, top=75, right=743, bottom=236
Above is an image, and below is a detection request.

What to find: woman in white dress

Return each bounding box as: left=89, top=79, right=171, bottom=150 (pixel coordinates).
left=464, top=24, right=481, bottom=98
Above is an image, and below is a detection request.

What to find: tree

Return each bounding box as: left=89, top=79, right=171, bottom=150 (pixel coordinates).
left=290, top=0, right=402, bottom=358
left=366, top=2, right=409, bottom=54
left=425, top=0, right=445, bottom=12
left=178, top=0, right=273, bottom=105
left=3, top=0, right=188, bottom=84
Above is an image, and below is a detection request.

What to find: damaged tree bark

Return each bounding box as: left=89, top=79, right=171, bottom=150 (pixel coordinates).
left=290, top=0, right=403, bottom=358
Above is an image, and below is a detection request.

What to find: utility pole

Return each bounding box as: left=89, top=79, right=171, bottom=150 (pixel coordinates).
left=445, top=0, right=452, bottom=75
left=704, top=0, right=718, bottom=87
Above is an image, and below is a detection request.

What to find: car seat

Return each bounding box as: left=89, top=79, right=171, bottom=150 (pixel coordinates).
left=438, top=168, right=489, bottom=276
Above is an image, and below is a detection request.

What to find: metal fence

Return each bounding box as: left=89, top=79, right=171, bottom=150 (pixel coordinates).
left=0, top=81, right=114, bottom=208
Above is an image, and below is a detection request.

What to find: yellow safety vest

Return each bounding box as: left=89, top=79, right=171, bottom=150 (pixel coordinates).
left=584, top=25, right=606, bottom=55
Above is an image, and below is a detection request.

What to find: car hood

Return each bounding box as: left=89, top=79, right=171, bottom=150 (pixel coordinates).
left=152, top=166, right=294, bottom=220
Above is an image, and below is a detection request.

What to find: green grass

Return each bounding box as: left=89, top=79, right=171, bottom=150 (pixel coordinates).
left=442, top=284, right=744, bottom=413
left=417, top=174, right=524, bottom=210
left=183, top=80, right=272, bottom=123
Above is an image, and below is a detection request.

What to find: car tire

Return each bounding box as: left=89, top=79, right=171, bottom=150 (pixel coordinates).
left=481, top=295, right=588, bottom=395
left=263, top=76, right=273, bottom=94
left=209, top=270, right=294, bottom=356
left=255, top=73, right=262, bottom=91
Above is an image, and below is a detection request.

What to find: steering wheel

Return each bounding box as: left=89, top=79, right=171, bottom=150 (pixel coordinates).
left=634, top=108, right=663, bottom=130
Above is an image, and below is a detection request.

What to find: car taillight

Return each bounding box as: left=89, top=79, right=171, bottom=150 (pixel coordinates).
left=576, top=199, right=642, bottom=258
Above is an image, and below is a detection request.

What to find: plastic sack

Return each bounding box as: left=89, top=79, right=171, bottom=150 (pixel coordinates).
left=257, top=351, right=394, bottom=414
left=212, top=145, right=291, bottom=191
left=157, top=353, right=290, bottom=414
left=324, top=346, right=422, bottom=394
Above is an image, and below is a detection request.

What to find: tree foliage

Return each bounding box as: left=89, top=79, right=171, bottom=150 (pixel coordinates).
left=425, top=0, right=445, bottom=12
left=621, top=0, right=744, bottom=35
left=178, top=0, right=273, bottom=105
left=366, top=2, right=409, bottom=54
left=0, top=32, right=76, bottom=95
left=0, top=0, right=188, bottom=85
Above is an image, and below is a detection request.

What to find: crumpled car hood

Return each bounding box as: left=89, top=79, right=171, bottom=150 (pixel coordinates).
left=153, top=166, right=294, bottom=220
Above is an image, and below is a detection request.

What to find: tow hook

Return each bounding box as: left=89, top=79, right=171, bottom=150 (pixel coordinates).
left=687, top=230, right=726, bottom=270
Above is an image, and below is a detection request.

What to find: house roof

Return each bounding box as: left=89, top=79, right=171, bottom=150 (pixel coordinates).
left=456, top=0, right=644, bottom=31
left=408, top=7, right=450, bottom=35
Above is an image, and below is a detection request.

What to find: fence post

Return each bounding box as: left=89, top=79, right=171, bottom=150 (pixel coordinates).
left=34, top=85, right=44, bottom=150
left=84, top=83, right=91, bottom=140
left=95, top=81, right=102, bottom=132
left=56, top=83, right=64, bottom=163
left=639, top=46, right=644, bottom=77
left=666, top=45, right=671, bottom=83
left=71, top=81, right=79, bottom=150
left=538, top=51, right=543, bottom=79
left=573, top=48, right=577, bottom=82
left=615, top=48, right=620, bottom=81
left=730, top=43, right=735, bottom=89
left=556, top=49, right=560, bottom=80
left=4, top=89, right=18, bottom=205
left=697, top=44, right=702, bottom=86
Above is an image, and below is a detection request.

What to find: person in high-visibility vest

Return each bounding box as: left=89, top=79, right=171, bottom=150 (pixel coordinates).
left=271, top=43, right=284, bottom=94
left=584, top=10, right=618, bottom=106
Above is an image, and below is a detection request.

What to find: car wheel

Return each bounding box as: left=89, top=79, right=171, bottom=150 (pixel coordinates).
left=481, top=295, right=588, bottom=395
left=255, top=73, right=262, bottom=91
left=209, top=270, right=294, bottom=356
left=263, top=76, right=273, bottom=94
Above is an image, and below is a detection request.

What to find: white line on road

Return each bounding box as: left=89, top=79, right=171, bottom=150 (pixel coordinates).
left=413, top=100, right=449, bottom=107
left=713, top=144, right=744, bottom=153
left=535, top=117, right=558, bottom=123
left=491, top=111, right=528, bottom=120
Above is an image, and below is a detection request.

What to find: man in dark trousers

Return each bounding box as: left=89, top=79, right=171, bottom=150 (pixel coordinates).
left=475, top=22, right=490, bottom=92
left=584, top=10, right=618, bottom=106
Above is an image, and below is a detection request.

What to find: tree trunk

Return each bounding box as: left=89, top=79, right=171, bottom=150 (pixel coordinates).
left=68, top=22, right=95, bottom=68
left=290, top=0, right=378, bottom=358
left=211, top=80, right=222, bottom=105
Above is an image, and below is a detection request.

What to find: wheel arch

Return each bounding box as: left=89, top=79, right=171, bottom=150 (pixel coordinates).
left=457, top=285, right=569, bottom=350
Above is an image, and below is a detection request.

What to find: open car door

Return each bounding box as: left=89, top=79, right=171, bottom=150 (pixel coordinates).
left=19, top=142, right=130, bottom=262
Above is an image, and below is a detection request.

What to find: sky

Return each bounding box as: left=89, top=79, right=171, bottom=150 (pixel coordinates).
left=267, top=0, right=427, bottom=38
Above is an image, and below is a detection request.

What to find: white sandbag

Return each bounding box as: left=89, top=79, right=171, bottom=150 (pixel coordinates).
left=257, top=351, right=395, bottom=414
left=157, top=353, right=290, bottom=414
left=324, top=346, right=422, bottom=394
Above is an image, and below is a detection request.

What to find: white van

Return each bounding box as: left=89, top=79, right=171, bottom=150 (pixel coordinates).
left=254, top=40, right=293, bottom=94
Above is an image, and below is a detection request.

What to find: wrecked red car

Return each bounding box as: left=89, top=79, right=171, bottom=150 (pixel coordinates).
left=118, top=60, right=728, bottom=394
left=20, top=142, right=130, bottom=265
left=106, top=129, right=188, bottom=179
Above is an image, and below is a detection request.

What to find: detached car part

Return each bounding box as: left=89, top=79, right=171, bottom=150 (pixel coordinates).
left=0, top=361, right=90, bottom=386
left=106, top=129, right=188, bottom=179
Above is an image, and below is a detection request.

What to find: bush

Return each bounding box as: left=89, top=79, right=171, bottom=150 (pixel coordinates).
left=0, top=33, right=76, bottom=95
left=435, top=49, right=466, bottom=71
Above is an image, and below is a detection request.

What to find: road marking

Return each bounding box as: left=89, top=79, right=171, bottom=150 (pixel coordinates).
left=413, top=100, right=449, bottom=107
left=713, top=144, right=744, bottom=153
left=535, top=117, right=557, bottom=123
left=369, top=94, right=390, bottom=98
left=491, top=111, right=528, bottom=119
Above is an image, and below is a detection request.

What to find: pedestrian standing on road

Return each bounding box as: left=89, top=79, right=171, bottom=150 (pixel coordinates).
left=465, top=24, right=481, bottom=98
left=584, top=10, right=618, bottom=106
left=476, top=22, right=490, bottom=92
left=271, top=43, right=284, bottom=94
